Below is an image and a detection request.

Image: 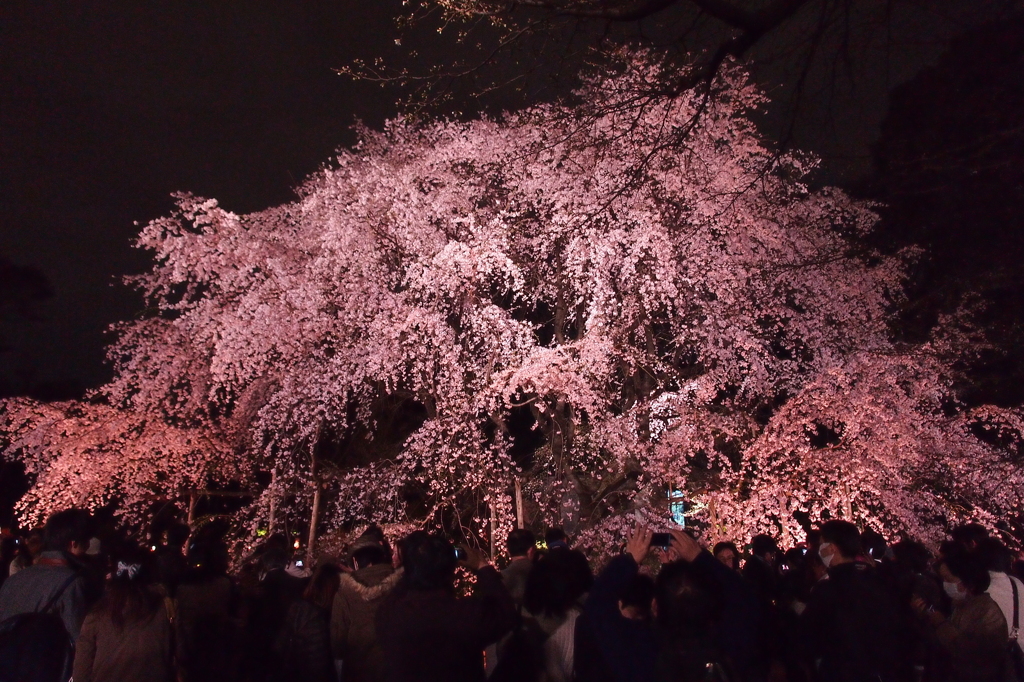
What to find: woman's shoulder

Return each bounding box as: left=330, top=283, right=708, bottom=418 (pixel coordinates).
left=963, top=593, right=1009, bottom=634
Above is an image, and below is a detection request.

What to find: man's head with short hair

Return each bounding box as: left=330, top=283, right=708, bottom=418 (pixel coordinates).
left=819, top=520, right=862, bottom=563
left=43, top=509, right=92, bottom=554
left=523, top=548, right=592, bottom=618
left=545, top=527, right=568, bottom=550
left=400, top=531, right=457, bottom=591
left=860, top=528, right=887, bottom=561
left=750, top=534, right=779, bottom=560
left=940, top=546, right=991, bottom=596
left=950, top=523, right=989, bottom=551
left=617, top=572, right=655, bottom=621
left=506, top=529, right=536, bottom=559
left=655, top=560, right=721, bottom=634
left=891, top=540, right=932, bottom=574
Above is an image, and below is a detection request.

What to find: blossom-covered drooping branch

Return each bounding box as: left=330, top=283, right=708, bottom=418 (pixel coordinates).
left=0, top=398, right=235, bottom=526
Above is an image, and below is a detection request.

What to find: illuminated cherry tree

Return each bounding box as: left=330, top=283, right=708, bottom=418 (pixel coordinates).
left=3, top=55, right=1022, bottom=549
left=0, top=398, right=234, bottom=525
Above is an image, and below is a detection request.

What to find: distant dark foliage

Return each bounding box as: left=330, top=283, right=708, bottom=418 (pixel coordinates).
left=873, top=14, right=1024, bottom=406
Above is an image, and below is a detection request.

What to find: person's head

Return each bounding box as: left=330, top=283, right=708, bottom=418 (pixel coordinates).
left=712, top=542, right=740, bottom=571
left=43, top=509, right=92, bottom=555
left=818, top=520, right=861, bottom=568
left=861, top=529, right=887, bottom=562
left=263, top=533, right=290, bottom=554
left=655, top=560, right=721, bottom=634
left=524, top=548, right=593, bottom=618
left=950, top=523, right=989, bottom=551
left=545, top=528, right=569, bottom=550
left=506, top=529, right=536, bottom=559
left=750, top=534, right=779, bottom=561
left=617, top=572, right=655, bottom=621
left=938, top=547, right=990, bottom=601
left=165, top=522, right=190, bottom=550
left=100, top=548, right=161, bottom=629
left=349, top=526, right=391, bottom=570
left=782, top=547, right=806, bottom=573
left=975, top=536, right=1013, bottom=574
left=400, top=531, right=457, bottom=591
left=891, top=540, right=932, bottom=574
left=24, top=530, right=44, bottom=557
left=304, top=563, right=342, bottom=610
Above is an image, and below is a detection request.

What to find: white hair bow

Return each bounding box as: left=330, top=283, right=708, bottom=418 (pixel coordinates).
left=116, top=561, right=141, bottom=580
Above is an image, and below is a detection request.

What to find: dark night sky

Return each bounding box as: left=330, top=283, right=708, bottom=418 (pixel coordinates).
left=0, top=1, right=1002, bottom=397
left=1, top=1, right=410, bottom=395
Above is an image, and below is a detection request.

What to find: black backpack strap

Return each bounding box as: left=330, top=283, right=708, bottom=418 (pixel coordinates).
left=40, top=573, right=79, bottom=616
left=1011, top=577, right=1020, bottom=640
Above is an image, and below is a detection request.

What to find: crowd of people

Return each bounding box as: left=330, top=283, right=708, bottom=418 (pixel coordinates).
left=0, top=509, right=1022, bottom=682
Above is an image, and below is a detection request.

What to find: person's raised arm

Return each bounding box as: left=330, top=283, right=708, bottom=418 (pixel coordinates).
left=586, top=525, right=652, bottom=616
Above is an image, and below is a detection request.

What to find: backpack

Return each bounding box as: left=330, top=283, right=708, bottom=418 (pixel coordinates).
left=0, top=573, right=78, bottom=682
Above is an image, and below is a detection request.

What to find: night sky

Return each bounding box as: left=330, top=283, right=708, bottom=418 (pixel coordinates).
left=0, top=0, right=1004, bottom=398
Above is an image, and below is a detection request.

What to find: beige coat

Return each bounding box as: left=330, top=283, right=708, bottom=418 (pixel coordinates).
left=72, top=603, right=173, bottom=682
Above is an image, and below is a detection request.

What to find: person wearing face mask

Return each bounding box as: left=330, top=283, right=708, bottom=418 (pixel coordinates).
left=913, top=547, right=1011, bottom=682
left=799, top=520, right=912, bottom=682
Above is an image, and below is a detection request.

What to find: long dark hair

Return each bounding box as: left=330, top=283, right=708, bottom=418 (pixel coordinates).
left=524, top=548, right=592, bottom=619
left=94, top=550, right=162, bottom=630
left=304, top=563, right=342, bottom=611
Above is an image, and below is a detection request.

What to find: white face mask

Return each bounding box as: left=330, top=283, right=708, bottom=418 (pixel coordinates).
left=944, top=581, right=967, bottom=601
left=819, top=541, right=835, bottom=568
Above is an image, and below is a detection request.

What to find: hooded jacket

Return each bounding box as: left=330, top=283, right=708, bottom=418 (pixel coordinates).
left=331, top=563, right=402, bottom=682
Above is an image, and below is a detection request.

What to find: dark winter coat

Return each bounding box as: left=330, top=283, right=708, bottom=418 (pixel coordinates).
left=274, top=599, right=334, bottom=682
left=175, top=574, right=240, bottom=682
left=800, top=561, right=912, bottom=682
left=375, top=565, right=517, bottom=682
left=575, top=555, right=657, bottom=682
left=331, top=564, right=402, bottom=682
left=240, top=569, right=306, bottom=682
left=691, top=550, right=766, bottom=679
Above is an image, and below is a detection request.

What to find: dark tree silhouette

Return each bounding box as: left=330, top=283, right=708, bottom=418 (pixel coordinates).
left=872, top=14, right=1024, bottom=406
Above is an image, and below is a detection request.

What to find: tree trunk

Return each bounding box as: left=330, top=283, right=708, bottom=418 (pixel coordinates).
left=306, top=426, right=324, bottom=564
left=841, top=481, right=853, bottom=521
left=514, top=478, right=524, bottom=529
left=489, top=500, right=497, bottom=560
left=268, top=469, right=278, bottom=533
left=307, top=455, right=322, bottom=564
